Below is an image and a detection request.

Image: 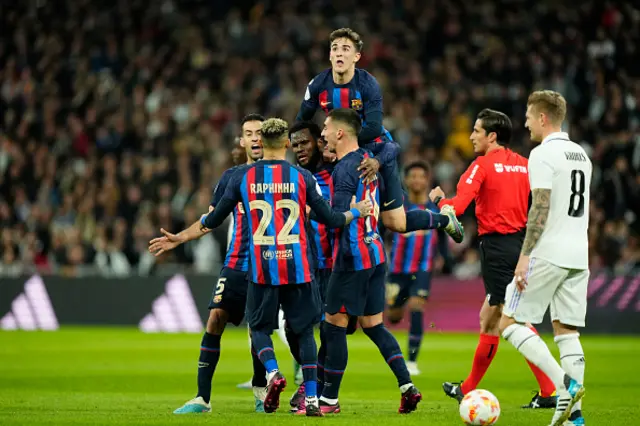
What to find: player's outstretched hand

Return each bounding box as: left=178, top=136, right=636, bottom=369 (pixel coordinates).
left=148, top=229, right=183, bottom=257
left=358, top=158, right=380, bottom=184
left=429, top=186, right=445, bottom=204
left=513, top=254, right=530, bottom=291
left=354, top=199, right=374, bottom=218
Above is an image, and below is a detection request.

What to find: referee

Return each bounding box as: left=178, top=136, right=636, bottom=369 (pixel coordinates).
left=431, top=109, right=557, bottom=409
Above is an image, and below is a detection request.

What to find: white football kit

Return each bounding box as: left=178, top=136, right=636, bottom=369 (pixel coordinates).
left=504, top=132, right=592, bottom=327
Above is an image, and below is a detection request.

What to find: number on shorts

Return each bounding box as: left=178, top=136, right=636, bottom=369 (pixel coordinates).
left=249, top=199, right=301, bottom=245
left=364, top=187, right=380, bottom=233
left=215, top=277, right=227, bottom=295
left=567, top=170, right=585, bottom=218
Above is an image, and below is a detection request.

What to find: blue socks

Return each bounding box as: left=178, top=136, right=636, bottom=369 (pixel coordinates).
left=252, top=330, right=279, bottom=373
left=297, top=327, right=319, bottom=398
left=197, top=332, right=221, bottom=403
left=408, top=310, right=424, bottom=362
left=317, top=324, right=327, bottom=395
left=363, top=323, right=411, bottom=387
left=321, top=322, right=348, bottom=400
left=251, top=346, right=267, bottom=387
left=405, top=210, right=449, bottom=232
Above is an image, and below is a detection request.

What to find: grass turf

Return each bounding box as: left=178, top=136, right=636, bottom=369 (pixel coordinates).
left=0, top=327, right=636, bottom=425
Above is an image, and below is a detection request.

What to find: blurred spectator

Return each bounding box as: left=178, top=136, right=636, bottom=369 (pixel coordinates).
left=0, top=0, right=639, bottom=276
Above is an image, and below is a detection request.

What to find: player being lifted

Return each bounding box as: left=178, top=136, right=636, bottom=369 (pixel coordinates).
left=149, top=114, right=270, bottom=414
left=198, top=118, right=373, bottom=416
left=385, top=161, right=451, bottom=376
left=296, top=27, right=464, bottom=243
left=500, top=91, right=588, bottom=426
left=313, top=108, right=422, bottom=415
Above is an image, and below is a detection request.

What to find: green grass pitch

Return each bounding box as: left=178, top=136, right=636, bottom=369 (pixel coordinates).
left=0, top=327, right=637, bottom=425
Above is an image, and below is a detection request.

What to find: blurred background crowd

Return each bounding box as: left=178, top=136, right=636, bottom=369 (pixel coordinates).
left=1, top=0, right=639, bottom=278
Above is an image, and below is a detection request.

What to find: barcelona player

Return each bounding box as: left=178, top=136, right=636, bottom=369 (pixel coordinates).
left=149, top=114, right=269, bottom=414
left=386, top=161, right=451, bottom=376
left=190, top=118, right=372, bottom=416
left=296, top=28, right=464, bottom=243
left=314, top=108, right=422, bottom=414
left=288, top=121, right=336, bottom=411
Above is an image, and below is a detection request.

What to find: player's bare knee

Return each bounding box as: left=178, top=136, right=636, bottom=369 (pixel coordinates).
left=407, top=296, right=426, bottom=312
left=386, top=308, right=403, bottom=324
left=552, top=320, right=578, bottom=336
left=480, top=304, right=502, bottom=335
left=359, top=313, right=384, bottom=329
left=498, top=315, right=516, bottom=335
left=206, top=309, right=228, bottom=335
left=325, top=312, right=349, bottom=328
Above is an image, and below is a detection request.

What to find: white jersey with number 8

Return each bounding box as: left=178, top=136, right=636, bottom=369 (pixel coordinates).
left=528, top=132, right=592, bottom=270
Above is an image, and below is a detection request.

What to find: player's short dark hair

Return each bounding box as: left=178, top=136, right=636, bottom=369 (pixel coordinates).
left=330, top=28, right=364, bottom=52
left=241, top=113, right=265, bottom=127
left=328, top=108, right=362, bottom=137
left=260, top=118, right=289, bottom=149
left=477, top=108, right=512, bottom=147
left=289, top=121, right=321, bottom=141
left=403, top=161, right=431, bottom=177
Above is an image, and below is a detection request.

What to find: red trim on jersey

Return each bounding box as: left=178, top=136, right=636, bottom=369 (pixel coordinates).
left=373, top=136, right=383, bottom=143
left=317, top=169, right=334, bottom=269
left=271, top=165, right=289, bottom=284
left=409, top=233, right=425, bottom=272
left=340, top=88, right=350, bottom=112
left=296, top=171, right=312, bottom=283
left=319, top=90, right=329, bottom=113
left=226, top=205, right=244, bottom=269
left=357, top=183, right=373, bottom=269
left=246, top=167, right=265, bottom=284
left=392, top=235, right=406, bottom=273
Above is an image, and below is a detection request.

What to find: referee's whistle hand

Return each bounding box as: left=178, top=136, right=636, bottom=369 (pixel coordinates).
left=429, top=187, right=445, bottom=203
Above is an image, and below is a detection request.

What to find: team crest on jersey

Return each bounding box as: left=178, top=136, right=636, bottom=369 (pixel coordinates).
left=213, top=295, right=222, bottom=303
left=351, top=99, right=363, bottom=111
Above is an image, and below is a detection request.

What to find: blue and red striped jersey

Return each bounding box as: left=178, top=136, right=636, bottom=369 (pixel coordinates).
left=311, top=164, right=335, bottom=270
left=202, top=160, right=348, bottom=285
left=332, top=149, right=385, bottom=271
left=211, top=165, right=249, bottom=272
left=389, top=201, right=439, bottom=274
left=296, top=68, right=399, bottom=166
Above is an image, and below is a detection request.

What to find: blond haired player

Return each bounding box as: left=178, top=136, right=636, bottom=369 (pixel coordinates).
left=500, top=90, right=589, bottom=426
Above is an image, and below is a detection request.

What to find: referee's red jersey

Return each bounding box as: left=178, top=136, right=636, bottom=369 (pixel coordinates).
left=438, top=148, right=529, bottom=236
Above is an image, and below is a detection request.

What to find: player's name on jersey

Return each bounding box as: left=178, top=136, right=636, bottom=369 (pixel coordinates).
left=564, top=151, right=588, bottom=162
left=250, top=183, right=296, bottom=194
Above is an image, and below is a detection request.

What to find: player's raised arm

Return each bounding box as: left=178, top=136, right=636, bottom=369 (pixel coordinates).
left=431, top=159, right=487, bottom=215
left=305, top=170, right=371, bottom=227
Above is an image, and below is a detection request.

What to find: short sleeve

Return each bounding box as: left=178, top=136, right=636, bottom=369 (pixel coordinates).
left=528, top=148, right=554, bottom=190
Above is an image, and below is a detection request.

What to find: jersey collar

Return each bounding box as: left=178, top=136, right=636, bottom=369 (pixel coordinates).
left=541, top=132, right=570, bottom=145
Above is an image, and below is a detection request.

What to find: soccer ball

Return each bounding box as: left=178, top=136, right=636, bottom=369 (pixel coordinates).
left=459, top=389, right=501, bottom=425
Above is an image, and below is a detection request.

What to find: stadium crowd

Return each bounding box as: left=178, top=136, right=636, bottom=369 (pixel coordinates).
left=1, top=0, right=639, bottom=277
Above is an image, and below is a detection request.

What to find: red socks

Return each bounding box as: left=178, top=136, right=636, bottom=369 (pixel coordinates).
left=461, top=334, right=500, bottom=394
left=525, top=326, right=556, bottom=397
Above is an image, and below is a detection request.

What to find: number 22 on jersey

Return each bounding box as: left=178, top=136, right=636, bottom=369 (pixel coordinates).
left=249, top=200, right=301, bottom=245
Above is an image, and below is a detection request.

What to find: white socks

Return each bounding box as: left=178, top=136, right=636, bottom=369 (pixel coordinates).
left=556, top=333, right=585, bottom=413
left=502, top=324, right=566, bottom=389
left=320, top=396, right=338, bottom=405
left=399, top=383, right=414, bottom=393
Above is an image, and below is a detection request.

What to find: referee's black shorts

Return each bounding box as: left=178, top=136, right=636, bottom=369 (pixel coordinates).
left=479, top=230, right=525, bottom=306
